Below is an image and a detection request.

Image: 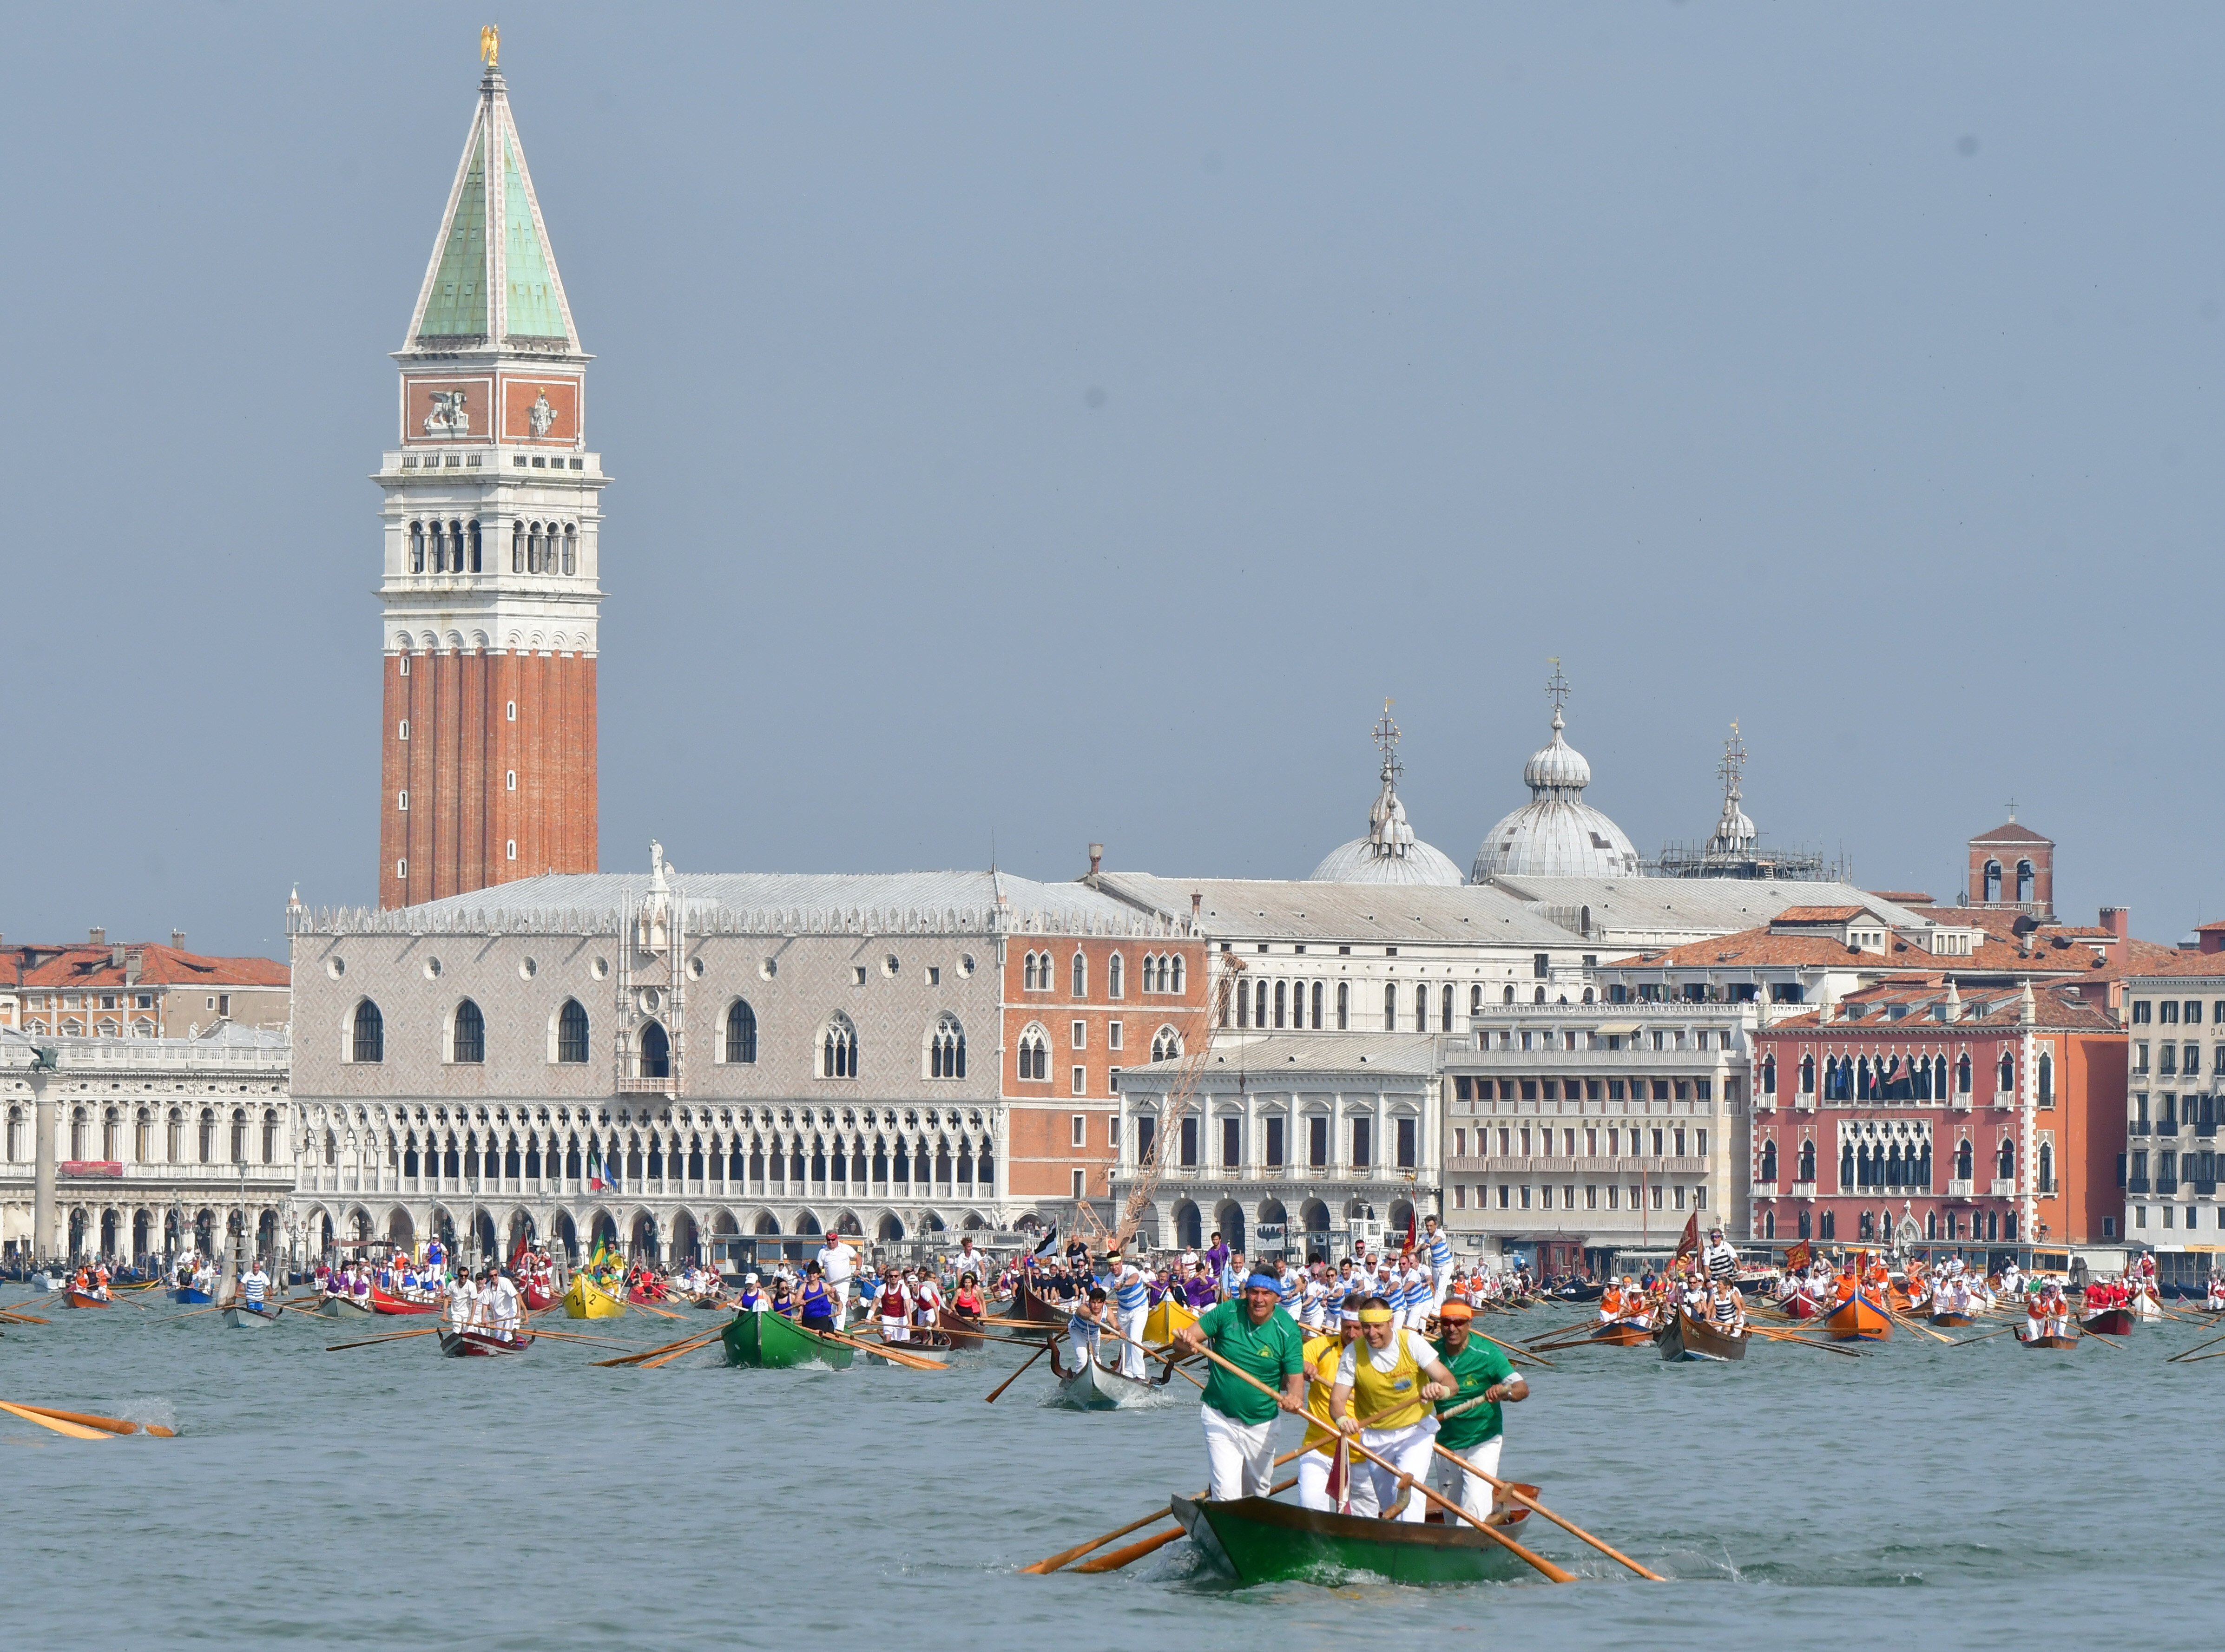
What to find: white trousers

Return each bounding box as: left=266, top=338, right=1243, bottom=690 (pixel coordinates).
left=1428, top=1433, right=1504, bottom=1521
left=1202, top=1407, right=1278, bottom=1501
left=829, top=1279, right=852, bottom=1324
left=1069, top=1327, right=1100, bottom=1371
left=881, top=1315, right=908, bottom=1344
left=1356, top=1419, right=1439, bottom=1522
left=1430, top=1269, right=1452, bottom=1310
left=1297, top=1443, right=1381, bottom=1515
left=1118, top=1305, right=1149, bottom=1378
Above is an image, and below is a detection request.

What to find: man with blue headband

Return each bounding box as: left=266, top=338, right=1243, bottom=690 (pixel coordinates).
left=1175, top=1269, right=1307, bottom=1499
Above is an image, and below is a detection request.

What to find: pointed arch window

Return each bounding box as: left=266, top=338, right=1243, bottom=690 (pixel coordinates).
left=351, top=999, right=385, bottom=1063
left=1762, top=1054, right=1777, bottom=1096
left=1955, top=1138, right=1974, bottom=1180
left=639, top=1019, right=671, bottom=1080
left=1151, top=1025, right=1182, bottom=1063
left=562, top=524, right=577, bottom=575
left=725, top=999, right=758, bottom=1064
left=2037, top=1051, right=2054, bottom=1106
left=1108, top=953, right=1124, bottom=999
left=1760, top=1140, right=1778, bottom=1183
left=2038, top=1140, right=2055, bottom=1192
left=1996, top=1138, right=2015, bottom=1180
left=1999, top=1052, right=2015, bottom=1093
left=1018, top=1024, right=1050, bottom=1082
left=2016, top=859, right=2034, bottom=905
left=451, top=999, right=486, bottom=1064
left=1983, top=859, right=2002, bottom=903
left=1071, top=951, right=1088, bottom=998
left=929, top=1013, right=966, bottom=1079
left=511, top=521, right=525, bottom=572
left=409, top=521, right=426, bottom=573
left=556, top=999, right=589, bottom=1063
left=1956, top=1052, right=1973, bottom=1094
left=820, top=1012, right=858, bottom=1079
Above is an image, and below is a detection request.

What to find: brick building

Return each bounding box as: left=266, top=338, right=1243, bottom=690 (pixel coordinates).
left=377, top=51, right=603, bottom=909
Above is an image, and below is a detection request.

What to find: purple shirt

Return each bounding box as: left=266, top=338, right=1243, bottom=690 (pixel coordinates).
left=1205, top=1241, right=1231, bottom=1274
left=1184, top=1274, right=1219, bottom=1309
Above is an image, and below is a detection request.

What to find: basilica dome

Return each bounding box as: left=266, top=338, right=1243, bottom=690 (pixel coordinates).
left=1310, top=710, right=1464, bottom=887
left=1470, top=675, right=1642, bottom=882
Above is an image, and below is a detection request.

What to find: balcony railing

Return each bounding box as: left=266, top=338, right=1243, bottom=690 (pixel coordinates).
left=1990, top=1177, right=2017, bottom=1197
left=2130, top=1122, right=2153, bottom=1137
left=2159, top=1121, right=2181, bottom=1138
left=1449, top=1154, right=1711, bottom=1176
left=2195, top=1180, right=2219, bottom=1197
left=1946, top=1178, right=1975, bottom=1198
left=2158, top=1177, right=2181, bottom=1195
left=2127, top=1177, right=2152, bottom=1193
left=2199, top=1124, right=2219, bottom=1140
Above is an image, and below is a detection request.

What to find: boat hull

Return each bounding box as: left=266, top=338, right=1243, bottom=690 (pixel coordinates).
left=564, top=1275, right=628, bottom=1321
left=1171, top=1495, right=1531, bottom=1587
left=171, top=1287, right=212, bottom=1306
left=369, top=1285, right=438, bottom=1317
left=318, top=1295, right=375, bottom=1318
left=1048, top=1342, right=1166, bottom=1409
left=1142, top=1297, right=1199, bottom=1346
left=1006, top=1280, right=1069, bottom=1332
left=934, top=1306, right=987, bottom=1351
left=1929, top=1311, right=1974, bottom=1328
left=721, top=1310, right=856, bottom=1369
left=2020, top=1332, right=2081, bottom=1350
left=1590, top=1318, right=1654, bottom=1347
left=62, top=1289, right=110, bottom=1309
left=1825, top=1293, right=1893, bottom=1342
left=1783, top=1295, right=1821, bottom=1320
left=439, top=1327, right=533, bottom=1357
left=522, top=1281, right=558, bottom=1313
left=222, top=1302, right=283, bottom=1329
left=1659, top=1309, right=1747, bottom=1362
left=2080, top=1308, right=2134, bottom=1337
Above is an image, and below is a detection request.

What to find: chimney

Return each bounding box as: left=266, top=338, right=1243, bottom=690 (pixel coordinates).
left=171, top=930, right=186, bottom=951
left=111, top=945, right=126, bottom=970
left=1191, top=891, right=1203, bottom=920
left=124, top=949, right=143, bottom=987
left=88, top=926, right=105, bottom=946
left=2100, top=906, right=2130, bottom=947
left=1088, top=843, right=1104, bottom=879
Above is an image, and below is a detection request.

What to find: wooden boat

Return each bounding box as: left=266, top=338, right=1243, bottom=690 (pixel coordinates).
left=317, top=1293, right=375, bottom=1318
left=564, top=1274, right=627, bottom=1321
left=934, top=1305, right=987, bottom=1352
left=171, top=1286, right=212, bottom=1305
left=1005, top=1279, right=1070, bottom=1332
left=626, top=1286, right=672, bottom=1308
left=1782, top=1293, right=1821, bottom=1320
left=2080, top=1307, right=2135, bottom=1337
left=1658, top=1308, right=1747, bottom=1363
left=1170, top=1494, right=1534, bottom=1586
left=522, top=1278, right=559, bottom=1312
left=1588, top=1318, right=1655, bottom=1347
left=1824, top=1292, right=1893, bottom=1342
left=1886, top=1285, right=1923, bottom=1315
left=722, top=1309, right=856, bottom=1369
left=1929, top=1310, right=1975, bottom=1328
left=1046, top=1339, right=1170, bottom=1409
left=438, top=1325, right=534, bottom=1357
left=221, top=1299, right=283, bottom=1329
left=2019, top=1331, right=2080, bottom=1351
left=61, top=1289, right=110, bottom=1309
left=369, top=1283, right=438, bottom=1316
left=1551, top=1282, right=1606, bottom=1303
left=1141, top=1296, right=1199, bottom=1346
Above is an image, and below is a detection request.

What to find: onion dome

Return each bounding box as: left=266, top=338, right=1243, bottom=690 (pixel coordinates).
left=1470, top=665, right=1642, bottom=881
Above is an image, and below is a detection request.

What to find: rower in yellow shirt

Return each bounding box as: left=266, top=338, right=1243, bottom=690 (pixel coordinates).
left=1295, top=1308, right=1371, bottom=1514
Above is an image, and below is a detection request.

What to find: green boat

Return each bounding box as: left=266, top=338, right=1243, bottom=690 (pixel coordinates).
left=1170, top=1495, right=1533, bottom=1587
left=721, top=1310, right=856, bottom=1370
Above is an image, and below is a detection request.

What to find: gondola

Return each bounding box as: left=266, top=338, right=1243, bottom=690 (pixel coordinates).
left=2019, top=1331, right=2081, bottom=1351
left=2080, top=1307, right=2135, bottom=1337
left=438, top=1324, right=534, bottom=1357
left=1657, top=1308, right=1747, bottom=1363
left=61, top=1289, right=110, bottom=1309
left=368, top=1283, right=439, bottom=1316
left=1168, top=1494, right=1536, bottom=1586
left=317, top=1293, right=375, bottom=1318
left=1824, top=1292, right=1893, bottom=1342
left=1046, top=1339, right=1171, bottom=1409
left=221, top=1299, right=283, bottom=1329
left=1001, top=1278, right=1072, bottom=1333
left=721, top=1309, right=855, bottom=1369
left=563, top=1274, right=627, bottom=1320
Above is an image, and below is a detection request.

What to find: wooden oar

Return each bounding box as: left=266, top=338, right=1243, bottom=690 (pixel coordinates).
left=1179, top=1341, right=1575, bottom=1584
left=1470, top=1328, right=1554, bottom=1370
left=1746, top=1327, right=1863, bottom=1359
left=517, top=1326, right=635, bottom=1349
left=1433, top=1445, right=1663, bottom=1580
left=0, top=1309, right=51, bottom=1325
left=594, top=1326, right=722, bottom=1366
left=1881, top=1304, right=1955, bottom=1345
left=2080, top=1328, right=2123, bottom=1350
left=639, top=1333, right=722, bottom=1370
left=0, top=1400, right=112, bottom=1440
left=985, top=1344, right=1048, bottom=1402
left=11, top=1403, right=175, bottom=1438
left=1949, top=1324, right=2020, bottom=1349
left=2169, top=1330, right=2225, bottom=1363
left=326, top=1326, right=446, bottom=1352
left=814, top=1326, right=947, bottom=1370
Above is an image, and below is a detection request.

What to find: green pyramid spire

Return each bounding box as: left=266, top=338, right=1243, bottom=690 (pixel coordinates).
left=502, top=132, right=566, bottom=341
left=417, top=124, right=488, bottom=341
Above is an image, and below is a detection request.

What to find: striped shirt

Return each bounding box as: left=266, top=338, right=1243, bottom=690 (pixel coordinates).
left=1426, top=1228, right=1454, bottom=1270
left=1111, top=1265, right=1150, bottom=1314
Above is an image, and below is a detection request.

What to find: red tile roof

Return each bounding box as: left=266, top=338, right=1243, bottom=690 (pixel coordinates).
left=1866, top=891, right=1935, bottom=906
left=1773, top=905, right=1866, bottom=924
left=4, top=943, right=288, bottom=991
left=1638, top=923, right=2130, bottom=979
left=1969, top=820, right=2053, bottom=845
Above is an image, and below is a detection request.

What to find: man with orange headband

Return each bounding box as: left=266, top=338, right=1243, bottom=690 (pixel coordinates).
left=1430, top=1299, right=1526, bottom=1520
left=1329, top=1294, right=1459, bottom=1522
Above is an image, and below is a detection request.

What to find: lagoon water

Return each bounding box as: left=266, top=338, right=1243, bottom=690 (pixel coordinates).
left=5, top=1290, right=2217, bottom=1650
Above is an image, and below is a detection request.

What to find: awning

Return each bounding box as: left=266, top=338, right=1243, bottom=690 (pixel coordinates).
left=1590, top=1024, right=1640, bottom=1038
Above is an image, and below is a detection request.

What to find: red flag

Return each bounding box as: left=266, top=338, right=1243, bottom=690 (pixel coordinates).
left=1674, top=1213, right=1699, bottom=1259
left=1785, top=1240, right=1813, bottom=1273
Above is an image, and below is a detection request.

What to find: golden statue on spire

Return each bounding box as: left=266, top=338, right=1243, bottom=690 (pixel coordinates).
left=481, top=24, right=499, bottom=67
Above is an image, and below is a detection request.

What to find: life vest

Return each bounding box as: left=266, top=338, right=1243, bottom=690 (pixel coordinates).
left=1349, top=1333, right=1428, bottom=1431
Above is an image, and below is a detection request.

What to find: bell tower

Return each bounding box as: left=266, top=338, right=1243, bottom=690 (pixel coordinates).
left=377, top=33, right=605, bottom=908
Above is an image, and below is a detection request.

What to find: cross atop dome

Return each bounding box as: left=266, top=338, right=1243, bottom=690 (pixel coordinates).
left=1372, top=699, right=1403, bottom=784
left=1544, top=659, right=1570, bottom=725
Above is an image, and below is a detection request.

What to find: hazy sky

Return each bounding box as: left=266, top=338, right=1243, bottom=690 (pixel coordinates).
left=4, top=5, right=2220, bottom=960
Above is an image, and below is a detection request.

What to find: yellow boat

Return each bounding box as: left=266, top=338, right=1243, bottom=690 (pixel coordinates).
left=1142, top=1296, right=1198, bottom=1346
left=564, top=1273, right=627, bottom=1320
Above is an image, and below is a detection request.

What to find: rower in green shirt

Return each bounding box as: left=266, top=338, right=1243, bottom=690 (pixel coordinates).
left=1429, top=1299, right=1527, bottom=1520
left=1174, top=1271, right=1307, bottom=1499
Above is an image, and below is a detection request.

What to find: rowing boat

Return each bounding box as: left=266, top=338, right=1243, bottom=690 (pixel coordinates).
left=2080, top=1308, right=2134, bottom=1337
left=1169, top=1495, right=1534, bottom=1586
left=317, top=1294, right=375, bottom=1319
left=934, top=1306, right=987, bottom=1351
left=564, top=1274, right=627, bottom=1321
left=1929, top=1310, right=1974, bottom=1328
left=1141, top=1296, right=1199, bottom=1347
left=2019, top=1331, right=2080, bottom=1351
left=1004, top=1280, right=1069, bottom=1333
left=1587, top=1318, right=1654, bottom=1347
left=1658, top=1308, right=1747, bottom=1362
left=438, top=1325, right=534, bottom=1357
left=1046, top=1340, right=1168, bottom=1409
left=1824, top=1292, right=1892, bottom=1342
left=221, top=1300, right=283, bottom=1329
left=368, top=1283, right=439, bottom=1316
left=1782, top=1293, right=1821, bottom=1320
left=522, top=1278, right=559, bottom=1312
left=171, top=1286, right=212, bottom=1306
left=721, top=1309, right=855, bottom=1369
left=62, top=1289, right=112, bottom=1309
